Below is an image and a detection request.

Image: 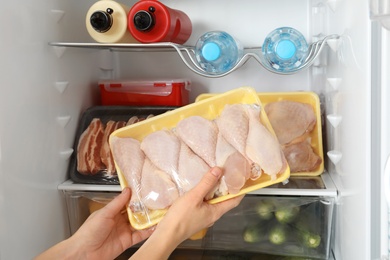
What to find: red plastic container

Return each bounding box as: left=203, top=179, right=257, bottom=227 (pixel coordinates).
left=127, top=0, right=192, bottom=44
left=99, top=79, right=191, bottom=106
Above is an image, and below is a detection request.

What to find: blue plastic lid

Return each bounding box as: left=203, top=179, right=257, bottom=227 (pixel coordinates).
left=276, top=39, right=296, bottom=60
left=202, top=42, right=221, bottom=61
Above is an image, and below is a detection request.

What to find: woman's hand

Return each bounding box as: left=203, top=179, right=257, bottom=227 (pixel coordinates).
left=72, top=187, right=153, bottom=259
left=36, top=167, right=244, bottom=260
left=35, top=187, right=153, bottom=260
left=131, top=167, right=244, bottom=259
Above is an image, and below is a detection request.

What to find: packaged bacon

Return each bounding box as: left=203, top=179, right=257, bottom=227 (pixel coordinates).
left=68, top=106, right=177, bottom=184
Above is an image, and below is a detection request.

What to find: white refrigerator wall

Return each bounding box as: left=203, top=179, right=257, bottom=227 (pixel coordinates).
left=0, top=0, right=101, bottom=258
left=0, top=0, right=376, bottom=259
left=381, top=25, right=390, bottom=258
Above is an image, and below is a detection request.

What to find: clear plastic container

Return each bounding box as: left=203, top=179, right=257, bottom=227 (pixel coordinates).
left=195, top=31, right=244, bottom=75
left=262, top=27, right=309, bottom=72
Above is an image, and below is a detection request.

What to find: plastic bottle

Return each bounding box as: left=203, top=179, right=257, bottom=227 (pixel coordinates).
left=195, top=31, right=244, bottom=75
left=86, top=0, right=137, bottom=43
left=128, top=0, right=192, bottom=44
left=262, top=27, right=309, bottom=72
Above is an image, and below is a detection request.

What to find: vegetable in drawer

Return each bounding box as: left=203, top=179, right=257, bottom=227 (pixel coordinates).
left=268, top=223, right=289, bottom=245
left=255, top=199, right=275, bottom=220
left=274, top=205, right=300, bottom=224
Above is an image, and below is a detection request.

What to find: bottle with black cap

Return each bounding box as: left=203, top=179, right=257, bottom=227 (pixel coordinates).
left=86, top=0, right=137, bottom=43
left=128, top=0, right=192, bottom=44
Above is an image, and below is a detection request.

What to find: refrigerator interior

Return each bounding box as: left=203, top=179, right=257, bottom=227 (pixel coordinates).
left=0, top=0, right=381, bottom=259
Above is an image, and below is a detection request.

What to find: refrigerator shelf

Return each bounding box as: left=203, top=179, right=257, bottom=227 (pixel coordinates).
left=58, top=172, right=338, bottom=198
left=49, top=34, right=339, bottom=78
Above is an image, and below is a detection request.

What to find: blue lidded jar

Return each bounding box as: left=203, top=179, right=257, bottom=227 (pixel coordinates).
left=195, top=31, right=244, bottom=75
left=262, top=27, right=309, bottom=72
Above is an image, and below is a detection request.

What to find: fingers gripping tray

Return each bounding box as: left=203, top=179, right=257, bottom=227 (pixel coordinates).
left=110, top=87, right=290, bottom=230
left=196, top=92, right=324, bottom=177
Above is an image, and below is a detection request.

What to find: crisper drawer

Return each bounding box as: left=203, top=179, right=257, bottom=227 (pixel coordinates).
left=207, top=195, right=334, bottom=260
left=62, top=190, right=205, bottom=250
left=63, top=189, right=334, bottom=259
left=62, top=190, right=119, bottom=235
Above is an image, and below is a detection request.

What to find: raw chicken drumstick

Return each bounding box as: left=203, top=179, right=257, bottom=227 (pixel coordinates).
left=245, top=104, right=286, bottom=180
left=216, top=104, right=249, bottom=158
left=140, top=158, right=179, bottom=210
left=215, top=132, right=251, bottom=195
left=175, top=115, right=218, bottom=167
left=110, top=136, right=145, bottom=212
left=140, top=129, right=183, bottom=192
left=177, top=141, right=210, bottom=194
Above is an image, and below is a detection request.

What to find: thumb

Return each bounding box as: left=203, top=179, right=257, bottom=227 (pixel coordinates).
left=191, top=167, right=223, bottom=200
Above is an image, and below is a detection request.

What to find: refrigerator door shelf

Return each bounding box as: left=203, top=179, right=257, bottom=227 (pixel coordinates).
left=49, top=34, right=340, bottom=78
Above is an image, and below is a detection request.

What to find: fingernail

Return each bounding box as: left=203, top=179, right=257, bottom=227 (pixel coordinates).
left=210, top=167, right=222, bottom=178
left=122, top=187, right=129, bottom=194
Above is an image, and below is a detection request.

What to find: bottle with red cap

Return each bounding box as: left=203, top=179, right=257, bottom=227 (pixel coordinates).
left=128, top=0, right=192, bottom=44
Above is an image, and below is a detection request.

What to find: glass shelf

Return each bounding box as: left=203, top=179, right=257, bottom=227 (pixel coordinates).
left=58, top=171, right=337, bottom=198
left=49, top=34, right=340, bottom=78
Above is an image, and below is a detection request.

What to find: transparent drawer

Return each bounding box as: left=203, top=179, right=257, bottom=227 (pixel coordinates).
left=62, top=190, right=119, bottom=235
left=61, top=189, right=334, bottom=258
left=61, top=190, right=205, bottom=249
left=207, top=195, right=334, bottom=259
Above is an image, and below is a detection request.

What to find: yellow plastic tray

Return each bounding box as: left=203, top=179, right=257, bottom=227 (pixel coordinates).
left=196, top=91, right=324, bottom=177
left=110, top=87, right=290, bottom=230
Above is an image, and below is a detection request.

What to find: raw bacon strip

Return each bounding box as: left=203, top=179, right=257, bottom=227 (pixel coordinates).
left=100, top=120, right=118, bottom=175
left=126, top=116, right=139, bottom=126
left=100, top=120, right=127, bottom=176
left=77, top=118, right=105, bottom=175
left=116, top=121, right=126, bottom=129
